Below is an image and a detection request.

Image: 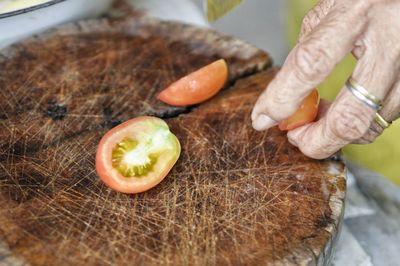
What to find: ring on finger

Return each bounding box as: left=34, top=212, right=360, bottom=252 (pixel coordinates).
left=374, top=112, right=392, bottom=129
left=346, top=77, right=383, bottom=110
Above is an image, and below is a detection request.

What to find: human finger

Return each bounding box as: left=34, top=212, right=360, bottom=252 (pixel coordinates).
left=356, top=77, right=400, bottom=144
left=286, top=51, right=398, bottom=159
left=252, top=2, right=369, bottom=131
left=299, top=0, right=334, bottom=41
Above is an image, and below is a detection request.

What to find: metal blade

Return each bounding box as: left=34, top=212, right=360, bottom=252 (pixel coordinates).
left=205, top=0, right=243, bottom=22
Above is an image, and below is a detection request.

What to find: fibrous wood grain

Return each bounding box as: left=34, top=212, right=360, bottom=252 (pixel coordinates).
left=0, top=16, right=345, bottom=266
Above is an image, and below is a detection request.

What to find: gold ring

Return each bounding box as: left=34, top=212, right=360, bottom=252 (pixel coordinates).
left=375, top=113, right=391, bottom=129
left=346, top=78, right=383, bottom=110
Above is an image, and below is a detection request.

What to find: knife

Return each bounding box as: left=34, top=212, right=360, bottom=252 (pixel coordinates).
left=204, top=0, right=243, bottom=22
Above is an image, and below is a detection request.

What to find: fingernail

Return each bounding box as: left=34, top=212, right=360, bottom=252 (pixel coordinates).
left=287, top=136, right=298, bottom=147
left=287, top=128, right=304, bottom=146
left=252, top=114, right=278, bottom=131
left=288, top=130, right=301, bottom=140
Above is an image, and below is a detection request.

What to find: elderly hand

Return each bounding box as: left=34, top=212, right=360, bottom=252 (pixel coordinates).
left=251, top=0, right=400, bottom=159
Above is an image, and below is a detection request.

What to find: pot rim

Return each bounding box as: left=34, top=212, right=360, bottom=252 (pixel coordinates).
left=0, top=0, right=68, bottom=19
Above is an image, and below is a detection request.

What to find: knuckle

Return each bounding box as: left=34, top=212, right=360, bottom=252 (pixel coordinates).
left=300, top=0, right=333, bottom=37
left=264, top=94, right=298, bottom=120
left=302, top=9, right=318, bottom=30
left=363, top=0, right=379, bottom=8
left=300, top=16, right=312, bottom=37
left=293, top=43, right=332, bottom=82
left=351, top=0, right=374, bottom=15
left=357, top=132, right=378, bottom=144
left=301, top=11, right=312, bottom=26
left=328, top=105, right=372, bottom=141
left=321, top=0, right=335, bottom=10
left=355, top=125, right=381, bottom=144
left=383, top=33, right=400, bottom=62
left=370, top=122, right=384, bottom=135
left=304, top=0, right=334, bottom=22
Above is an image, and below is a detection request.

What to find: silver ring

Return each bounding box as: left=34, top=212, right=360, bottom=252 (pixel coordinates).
left=346, top=78, right=383, bottom=110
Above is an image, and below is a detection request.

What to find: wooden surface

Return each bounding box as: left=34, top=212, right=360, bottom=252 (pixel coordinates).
left=0, top=16, right=346, bottom=266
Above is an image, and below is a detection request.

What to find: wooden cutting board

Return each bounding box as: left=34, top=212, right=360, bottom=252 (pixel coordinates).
left=0, top=15, right=346, bottom=266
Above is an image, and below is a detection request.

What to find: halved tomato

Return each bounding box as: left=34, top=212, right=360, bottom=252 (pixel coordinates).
left=96, top=116, right=181, bottom=194
left=158, top=59, right=228, bottom=106
left=279, top=90, right=320, bottom=131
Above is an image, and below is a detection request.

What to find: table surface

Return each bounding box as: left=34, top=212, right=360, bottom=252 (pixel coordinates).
left=331, top=163, right=400, bottom=266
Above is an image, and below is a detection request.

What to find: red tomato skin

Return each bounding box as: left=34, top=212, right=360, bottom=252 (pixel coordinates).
left=158, top=59, right=228, bottom=106
left=278, top=90, right=320, bottom=131
left=96, top=116, right=180, bottom=194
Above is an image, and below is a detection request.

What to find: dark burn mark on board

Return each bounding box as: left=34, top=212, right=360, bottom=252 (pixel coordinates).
left=315, top=211, right=335, bottom=229
left=102, top=117, right=122, bottom=129
left=45, top=101, right=67, bottom=121
left=154, top=106, right=192, bottom=119
left=102, top=106, right=113, bottom=117
left=101, top=107, right=122, bottom=128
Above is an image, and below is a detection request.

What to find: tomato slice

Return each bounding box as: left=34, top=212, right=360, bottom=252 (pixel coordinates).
left=279, top=90, right=320, bottom=131
left=96, top=116, right=181, bottom=194
left=158, top=59, right=228, bottom=106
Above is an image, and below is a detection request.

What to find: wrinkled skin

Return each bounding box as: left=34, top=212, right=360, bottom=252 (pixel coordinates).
left=252, top=0, right=400, bottom=159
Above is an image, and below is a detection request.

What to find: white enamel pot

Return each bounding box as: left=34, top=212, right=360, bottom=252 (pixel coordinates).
left=0, top=0, right=113, bottom=49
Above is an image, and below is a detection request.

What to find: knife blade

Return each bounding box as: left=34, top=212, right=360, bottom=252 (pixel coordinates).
left=205, top=0, right=243, bottom=22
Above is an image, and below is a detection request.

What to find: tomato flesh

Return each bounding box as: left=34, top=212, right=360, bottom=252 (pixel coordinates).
left=158, top=59, right=228, bottom=106
left=111, top=138, right=158, bottom=177
left=279, top=90, right=320, bottom=131
left=96, top=116, right=181, bottom=194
